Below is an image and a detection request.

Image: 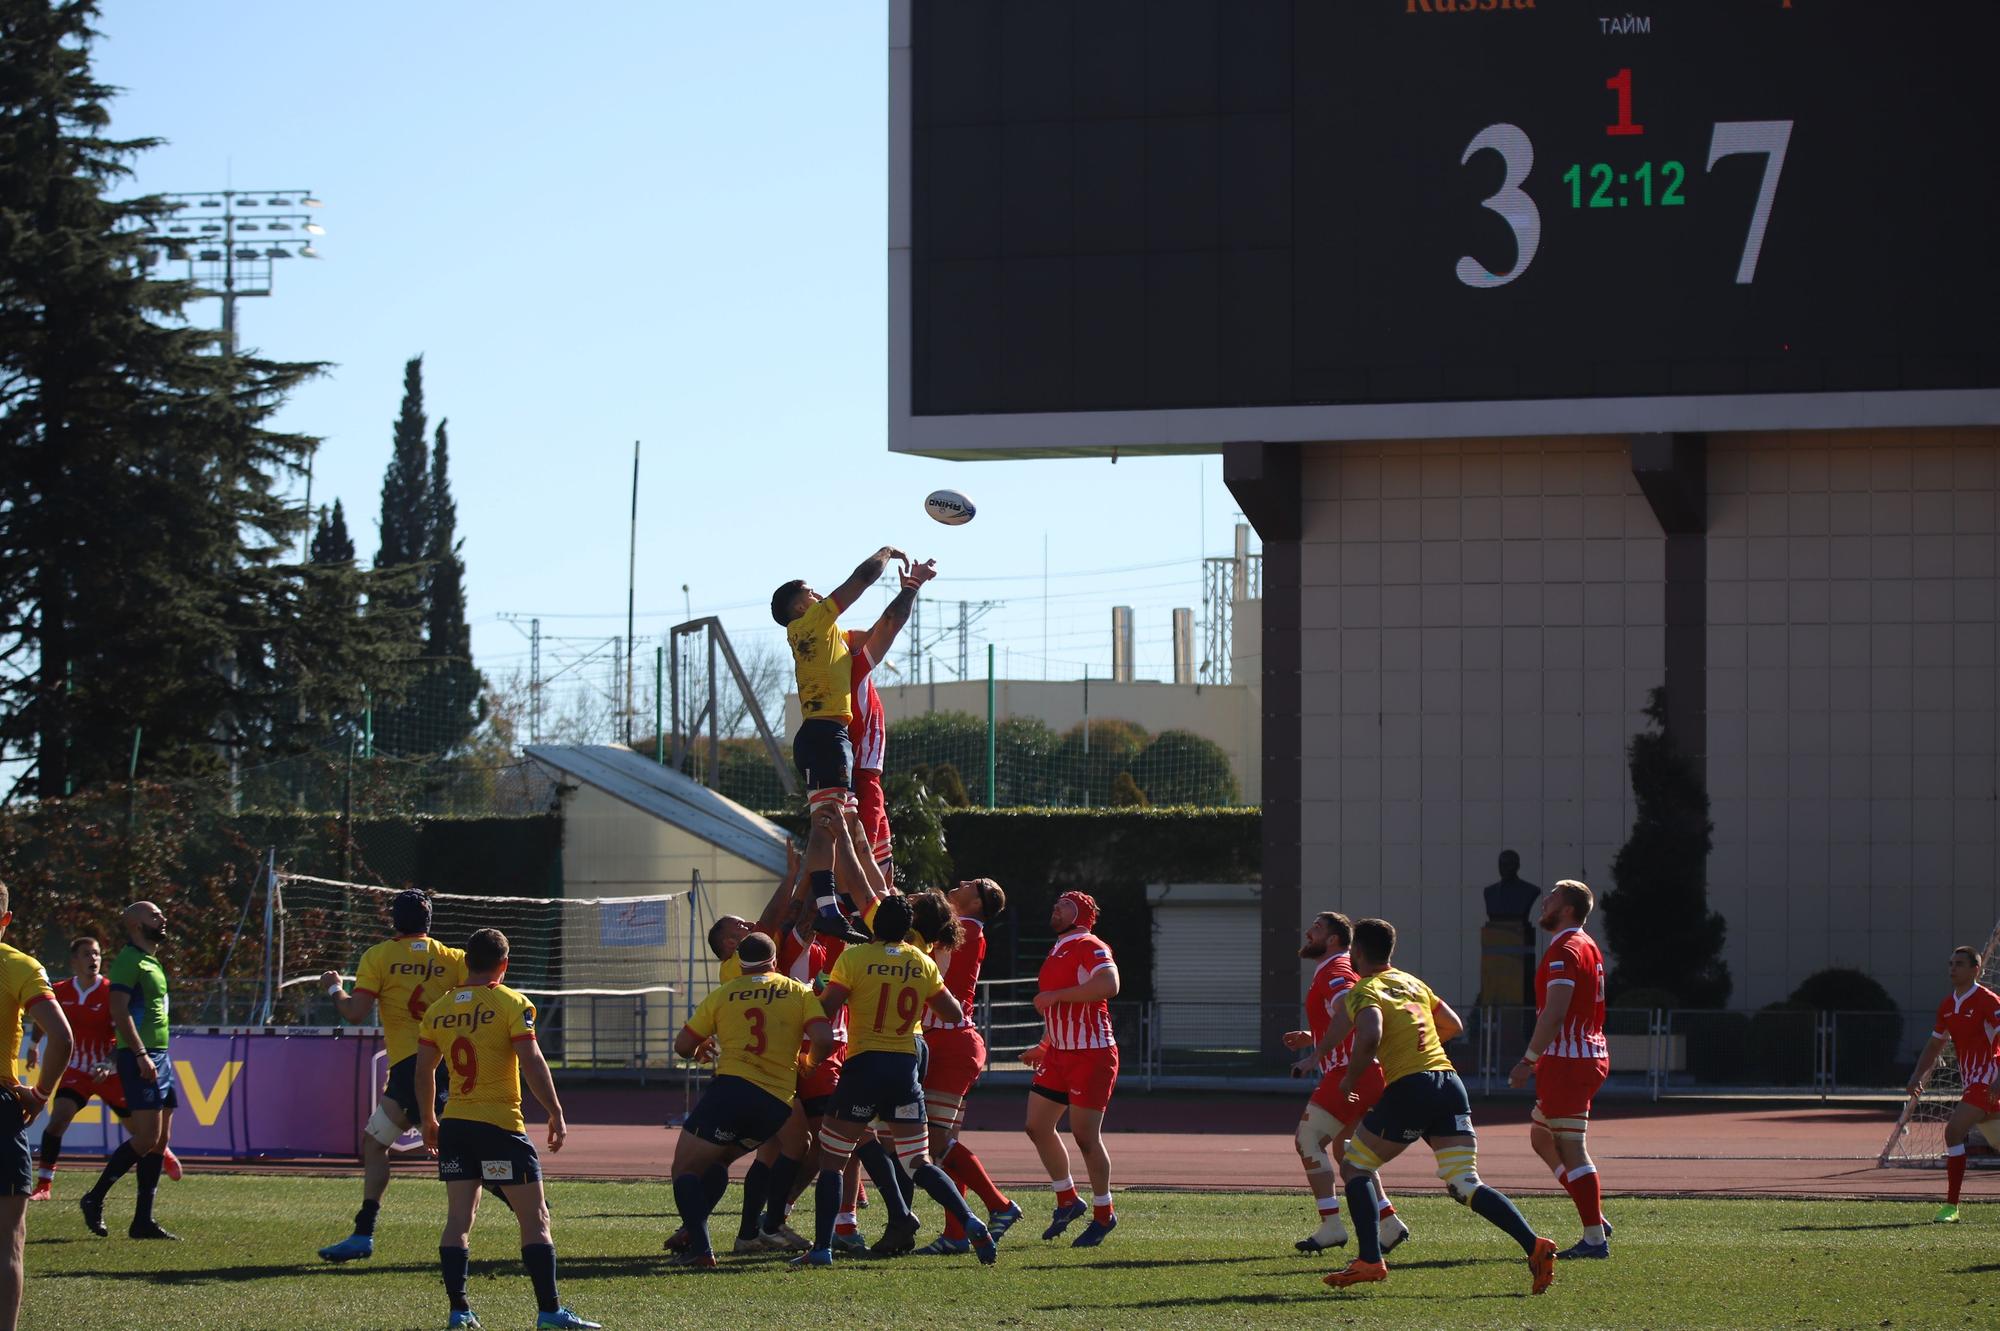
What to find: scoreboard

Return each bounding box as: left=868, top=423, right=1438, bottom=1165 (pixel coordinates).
left=890, top=0, right=2000, bottom=455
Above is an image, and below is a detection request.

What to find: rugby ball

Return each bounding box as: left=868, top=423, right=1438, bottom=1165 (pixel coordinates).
left=924, top=488, right=976, bottom=526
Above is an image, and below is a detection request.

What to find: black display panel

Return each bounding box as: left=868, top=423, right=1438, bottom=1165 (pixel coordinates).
left=907, top=0, right=2000, bottom=424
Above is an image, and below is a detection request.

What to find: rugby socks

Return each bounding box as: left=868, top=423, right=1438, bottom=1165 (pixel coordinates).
left=354, top=1199, right=381, bottom=1239
left=1469, top=1184, right=1540, bottom=1256
left=813, top=1167, right=843, bottom=1250
left=737, top=1160, right=772, bottom=1241
left=1563, top=1162, right=1604, bottom=1230
left=675, top=1172, right=719, bottom=1257
left=703, top=1163, right=729, bottom=1211
left=763, top=1154, right=800, bottom=1233
left=911, top=1161, right=979, bottom=1230
left=1345, top=1174, right=1383, bottom=1263
left=1308, top=1193, right=1346, bottom=1248
left=942, top=1141, right=1011, bottom=1213
left=1092, top=1192, right=1115, bottom=1225
left=855, top=1139, right=913, bottom=1224
left=521, top=1242, right=559, bottom=1315
left=38, top=1130, right=62, bottom=1173
left=133, top=1152, right=163, bottom=1227
left=943, top=1184, right=970, bottom=1241
left=85, top=1141, right=137, bottom=1203
left=440, top=1245, right=472, bottom=1313
left=834, top=1211, right=859, bottom=1236
left=810, top=869, right=846, bottom=931
left=1946, top=1144, right=1968, bottom=1204
left=1052, top=1175, right=1081, bottom=1208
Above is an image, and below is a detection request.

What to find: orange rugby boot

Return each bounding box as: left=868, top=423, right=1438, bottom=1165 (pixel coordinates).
left=1528, top=1236, right=1557, bottom=1295
left=1323, top=1258, right=1388, bottom=1289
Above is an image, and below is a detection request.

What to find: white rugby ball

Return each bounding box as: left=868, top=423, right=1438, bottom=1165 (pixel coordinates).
left=924, top=488, right=976, bottom=526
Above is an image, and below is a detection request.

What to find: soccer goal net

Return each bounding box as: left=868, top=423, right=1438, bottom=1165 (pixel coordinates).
left=266, top=873, right=704, bottom=1070
left=1879, top=922, right=2000, bottom=1169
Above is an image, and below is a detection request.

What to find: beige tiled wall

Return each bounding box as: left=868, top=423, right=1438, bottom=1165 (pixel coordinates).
left=1297, top=437, right=1659, bottom=1010
left=1705, top=429, right=2000, bottom=1012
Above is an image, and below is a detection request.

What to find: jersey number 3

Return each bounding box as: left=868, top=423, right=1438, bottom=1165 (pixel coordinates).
left=744, top=1008, right=767, bottom=1055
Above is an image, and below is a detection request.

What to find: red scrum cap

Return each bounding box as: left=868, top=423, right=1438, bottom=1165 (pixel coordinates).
left=1058, top=890, right=1099, bottom=932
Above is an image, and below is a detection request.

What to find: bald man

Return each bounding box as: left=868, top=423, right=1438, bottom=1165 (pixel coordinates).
left=79, top=902, right=176, bottom=1241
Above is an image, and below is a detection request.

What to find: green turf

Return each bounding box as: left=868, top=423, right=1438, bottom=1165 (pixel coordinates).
left=26, top=1175, right=2000, bottom=1330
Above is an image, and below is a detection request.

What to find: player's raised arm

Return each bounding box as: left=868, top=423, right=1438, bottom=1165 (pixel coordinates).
left=320, top=969, right=378, bottom=1025
left=862, top=559, right=935, bottom=663
left=833, top=806, right=887, bottom=910
left=753, top=839, right=807, bottom=936
left=828, top=545, right=908, bottom=614
left=517, top=1037, right=567, bottom=1154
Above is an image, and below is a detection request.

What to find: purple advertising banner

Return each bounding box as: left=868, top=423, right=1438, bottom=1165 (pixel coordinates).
left=30, top=1031, right=381, bottom=1159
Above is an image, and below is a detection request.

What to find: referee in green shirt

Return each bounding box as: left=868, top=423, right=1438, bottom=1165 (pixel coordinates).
left=79, top=901, right=177, bottom=1240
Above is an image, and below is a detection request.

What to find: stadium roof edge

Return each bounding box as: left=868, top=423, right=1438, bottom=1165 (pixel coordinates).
left=523, top=744, right=791, bottom=876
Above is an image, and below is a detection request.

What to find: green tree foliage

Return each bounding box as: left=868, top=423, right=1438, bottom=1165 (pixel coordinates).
left=374, top=355, right=430, bottom=612
left=1132, top=728, right=1239, bottom=806
left=0, top=1, right=413, bottom=797
left=1109, top=771, right=1149, bottom=807
left=926, top=761, right=971, bottom=808
left=883, top=711, right=1243, bottom=808
left=1058, top=718, right=1146, bottom=808
left=1602, top=688, right=1730, bottom=1007
left=884, top=769, right=951, bottom=890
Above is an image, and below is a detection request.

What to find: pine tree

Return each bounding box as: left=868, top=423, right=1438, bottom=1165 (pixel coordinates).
left=0, top=0, right=414, bottom=797
left=1601, top=687, right=1731, bottom=1007
left=310, top=499, right=356, bottom=566
left=409, top=419, right=484, bottom=752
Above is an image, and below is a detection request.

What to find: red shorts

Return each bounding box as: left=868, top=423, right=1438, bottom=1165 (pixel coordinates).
left=798, top=1042, right=846, bottom=1112
left=923, top=1026, right=987, bottom=1099
left=1308, top=1061, right=1387, bottom=1127
left=57, top=1066, right=126, bottom=1112
left=1534, top=1056, right=1610, bottom=1121
left=1962, top=1081, right=1995, bottom=1113
left=1032, top=1045, right=1119, bottom=1113
left=854, top=769, right=891, bottom=863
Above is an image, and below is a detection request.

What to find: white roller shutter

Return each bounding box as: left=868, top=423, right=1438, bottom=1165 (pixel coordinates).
left=1150, top=886, right=1260, bottom=1051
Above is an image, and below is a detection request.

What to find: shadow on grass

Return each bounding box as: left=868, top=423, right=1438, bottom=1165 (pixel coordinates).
left=38, top=1254, right=727, bottom=1286
left=1777, top=1221, right=1928, bottom=1232
left=1012, top=1253, right=1286, bottom=1273
left=1955, top=1263, right=2000, bottom=1276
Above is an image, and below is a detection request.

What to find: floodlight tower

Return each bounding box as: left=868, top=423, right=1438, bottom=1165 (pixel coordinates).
left=141, top=189, right=325, bottom=353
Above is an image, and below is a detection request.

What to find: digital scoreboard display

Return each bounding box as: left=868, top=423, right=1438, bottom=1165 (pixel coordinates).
left=892, top=0, right=2000, bottom=454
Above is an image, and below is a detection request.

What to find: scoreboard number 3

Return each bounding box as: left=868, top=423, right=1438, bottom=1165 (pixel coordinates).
left=1454, top=123, right=1541, bottom=289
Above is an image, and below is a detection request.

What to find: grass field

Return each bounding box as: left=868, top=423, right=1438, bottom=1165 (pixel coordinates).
left=26, top=1175, right=2000, bottom=1330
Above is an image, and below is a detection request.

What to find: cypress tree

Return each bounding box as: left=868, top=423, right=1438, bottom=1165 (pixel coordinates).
left=375, top=354, right=431, bottom=607
left=0, top=0, right=414, bottom=796
left=411, top=419, right=484, bottom=752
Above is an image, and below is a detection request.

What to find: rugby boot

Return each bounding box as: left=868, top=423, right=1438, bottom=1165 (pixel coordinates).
left=870, top=1213, right=921, bottom=1257
left=1040, top=1198, right=1087, bottom=1240
left=829, top=1230, right=869, bottom=1254
left=78, top=1193, right=107, bottom=1237
left=788, top=1247, right=835, bottom=1269
left=1934, top=1204, right=1961, bottom=1224
left=1323, top=1258, right=1388, bottom=1288
left=128, top=1220, right=179, bottom=1240
left=1557, top=1238, right=1610, bottom=1260
left=162, top=1149, right=183, bottom=1182
left=536, top=1310, right=602, bottom=1330
left=667, top=1250, right=719, bottom=1270
left=445, top=1311, right=481, bottom=1330
left=1070, top=1215, right=1116, bottom=1248
left=318, top=1233, right=375, bottom=1262
left=968, top=1217, right=999, bottom=1266
left=915, top=1236, right=969, bottom=1256
left=1378, top=1212, right=1412, bottom=1254
left=1528, top=1236, right=1558, bottom=1295
left=662, top=1226, right=692, bottom=1252
left=26, top=1178, right=50, bottom=1202
left=761, top=1222, right=810, bottom=1251
left=985, top=1201, right=1023, bottom=1239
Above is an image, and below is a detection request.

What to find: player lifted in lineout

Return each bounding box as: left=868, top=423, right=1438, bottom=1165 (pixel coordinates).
left=417, top=928, right=597, bottom=1331
left=1025, top=891, right=1121, bottom=1247
left=1319, top=918, right=1556, bottom=1296
left=317, top=890, right=470, bottom=1263
left=1286, top=911, right=1406, bottom=1255
left=769, top=546, right=934, bottom=945
left=1905, top=944, right=2000, bottom=1224
left=27, top=935, right=182, bottom=1201
left=1509, top=880, right=1615, bottom=1258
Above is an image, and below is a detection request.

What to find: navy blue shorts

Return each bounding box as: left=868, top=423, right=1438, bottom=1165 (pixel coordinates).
left=0, top=1088, right=31, bottom=1196
left=1361, top=1069, right=1474, bottom=1145
left=383, top=1053, right=449, bottom=1122
left=793, top=718, right=853, bottom=795
left=437, top=1118, right=542, bottom=1187
left=683, top=1074, right=792, bottom=1150
left=116, top=1049, right=179, bottom=1113
left=828, top=1050, right=924, bottom=1127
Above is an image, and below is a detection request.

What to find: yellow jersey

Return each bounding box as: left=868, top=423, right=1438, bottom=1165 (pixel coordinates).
left=1343, top=968, right=1455, bottom=1085
left=0, top=942, right=54, bottom=1088
left=861, top=898, right=922, bottom=945
left=786, top=595, right=852, bottom=723
left=355, top=935, right=469, bottom=1064
left=421, top=981, right=538, bottom=1132
left=830, top=941, right=943, bottom=1057
left=684, top=971, right=821, bottom=1105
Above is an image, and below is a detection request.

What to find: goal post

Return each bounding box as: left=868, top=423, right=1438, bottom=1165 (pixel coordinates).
left=269, top=873, right=702, bottom=1071
left=1878, top=922, right=2000, bottom=1169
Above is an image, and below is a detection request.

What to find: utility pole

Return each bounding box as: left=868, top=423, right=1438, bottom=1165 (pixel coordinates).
left=626, top=441, right=640, bottom=744
left=529, top=617, right=542, bottom=743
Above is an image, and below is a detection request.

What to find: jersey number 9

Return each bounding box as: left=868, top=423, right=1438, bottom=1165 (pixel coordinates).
left=874, top=984, right=921, bottom=1034
left=450, top=1036, right=478, bottom=1093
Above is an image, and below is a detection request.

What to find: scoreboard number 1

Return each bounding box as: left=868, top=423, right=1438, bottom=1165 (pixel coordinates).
left=1453, top=67, right=1795, bottom=290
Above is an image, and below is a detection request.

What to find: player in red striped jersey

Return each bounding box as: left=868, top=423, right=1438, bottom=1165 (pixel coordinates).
left=1284, top=912, right=1406, bottom=1255
left=1025, top=890, right=1120, bottom=1247
left=1509, top=880, right=1613, bottom=1258
left=914, top=878, right=1022, bottom=1254
left=1906, top=944, right=2000, bottom=1224
left=26, top=936, right=180, bottom=1201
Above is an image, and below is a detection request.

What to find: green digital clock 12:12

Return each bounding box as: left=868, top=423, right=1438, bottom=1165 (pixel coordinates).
left=1561, top=160, right=1686, bottom=209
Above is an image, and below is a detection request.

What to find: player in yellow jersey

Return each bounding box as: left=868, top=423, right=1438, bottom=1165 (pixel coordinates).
left=1317, top=918, right=1556, bottom=1297
left=792, top=895, right=999, bottom=1267
left=416, top=930, right=598, bottom=1331
left=666, top=932, right=833, bottom=1268
left=316, top=890, right=469, bottom=1263
left=770, top=544, right=921, bottom=946
left=0, top=878, right=74, bottom=1331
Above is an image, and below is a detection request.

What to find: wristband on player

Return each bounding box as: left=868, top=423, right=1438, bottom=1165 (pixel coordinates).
left=1520, top=1050, right=1539, bottom=1065
left=325, top=981, right=345, bottom=997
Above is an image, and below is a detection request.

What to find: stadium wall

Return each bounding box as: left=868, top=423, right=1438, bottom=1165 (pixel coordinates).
left=1257, top=428, right=2000, bottom=1020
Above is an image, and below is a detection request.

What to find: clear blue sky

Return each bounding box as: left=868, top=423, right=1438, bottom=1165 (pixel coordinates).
left=95, top=2, right=1254, bottom=704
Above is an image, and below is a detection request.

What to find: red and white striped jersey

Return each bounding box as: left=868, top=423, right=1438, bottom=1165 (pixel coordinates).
left=1933, top=983, right=2000, bottom=1089
left=1535, top=928, right=1608, bottom=1059
left=54, top=976, right=115, bottom=1071
left=1040, top=929, right=1116, bottom=1051
left=924, top=918, right=986, bottom=1032
left=845, top=632, right=886, bottom=772
left=1305, top=951, right=1359, bottom=1073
